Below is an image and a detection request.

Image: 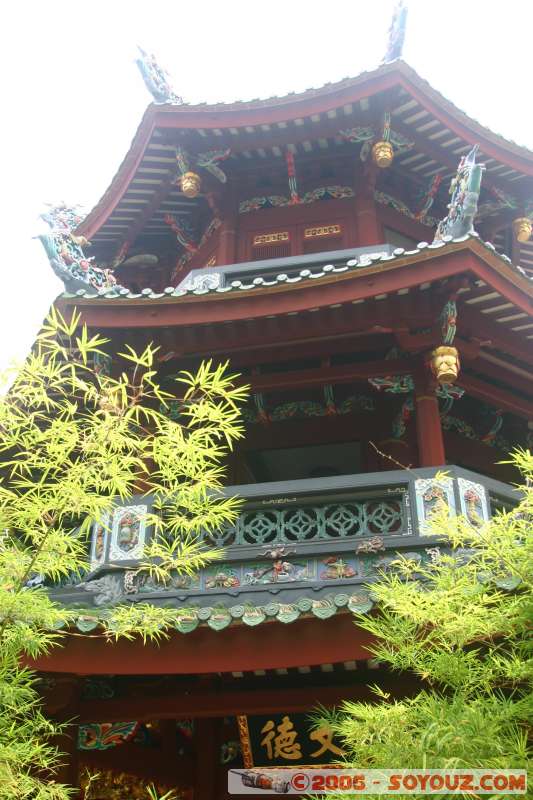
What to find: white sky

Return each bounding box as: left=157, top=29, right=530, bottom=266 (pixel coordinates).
left=0, top=0, right=531, bottom=370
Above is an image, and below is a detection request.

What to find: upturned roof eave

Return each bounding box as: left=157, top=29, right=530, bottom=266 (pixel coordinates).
left=76, top=60, right=533, bottom=241
left=58, top=236, right=533, bottom=327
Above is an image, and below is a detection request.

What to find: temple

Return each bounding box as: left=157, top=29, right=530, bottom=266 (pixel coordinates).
left=34, top=32, right=533, bottom=800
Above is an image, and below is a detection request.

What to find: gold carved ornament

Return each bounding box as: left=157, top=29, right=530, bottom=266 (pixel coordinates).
left=237, top=715, right=254, bottom=768
left=80, top=768, right=180, bottom=799
left=513, top=217, right=532, bottom=243
left=253, top=232, right=290, bottom=246
left=304, top=224, right=342, bottom=239
left=429, top=345, right=460, bottom=385
left=180, top=171, right=202, bottom=198
left=372, top=140, right=394, bottom=168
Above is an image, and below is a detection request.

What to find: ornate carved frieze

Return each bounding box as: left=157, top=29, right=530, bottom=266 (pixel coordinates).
left=207, top=497, right=405, bottom=548
left=78, top=721, right=139, bottom=751
left=90, top=514, right=110, bottom=569
left=239, top=186, right=354, bottom=214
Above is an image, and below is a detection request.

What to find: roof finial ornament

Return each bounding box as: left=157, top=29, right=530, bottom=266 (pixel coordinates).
left=433, top=145, right=485, bottom=242
left=38, top=203, right=122, bottom=293
left=135, top=46, right=183, bottom=105
left=382, top=0, right=408, bottom=63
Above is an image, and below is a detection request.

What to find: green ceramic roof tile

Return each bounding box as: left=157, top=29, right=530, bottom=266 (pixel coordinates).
left=66, top=589, right=374, bottom=634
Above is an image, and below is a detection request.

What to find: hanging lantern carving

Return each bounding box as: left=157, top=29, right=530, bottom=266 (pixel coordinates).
left=512, top=217, right=532, bottom=243
left=430, top=346, right=460, bottom=385
left=340, top=113, right=413, bottom=169
left=372, top=140, right=394, bottom=168
left=175, top=146, right=230, bottom=200
left=180, top=171, right=202, bottom=198
left=372, top=111, right=394, bottom=168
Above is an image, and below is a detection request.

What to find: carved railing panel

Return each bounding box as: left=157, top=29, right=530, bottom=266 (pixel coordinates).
left=86, top=467, right=518, bottom=570
left=56, top=466, right=521, bottom=614
left=206, top=497, right=405, bottom=548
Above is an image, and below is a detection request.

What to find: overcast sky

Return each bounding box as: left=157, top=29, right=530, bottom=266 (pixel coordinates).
left=0, top=0, right=531, bottom=370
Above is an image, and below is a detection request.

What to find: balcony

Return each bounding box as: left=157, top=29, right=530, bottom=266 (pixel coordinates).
left=53, top=467, right=518, bottom=632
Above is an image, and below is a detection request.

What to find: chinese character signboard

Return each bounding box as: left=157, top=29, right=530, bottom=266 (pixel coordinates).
left=237, top=713, right=345, bottom=768
left=252, top=232, right=290, bottom=246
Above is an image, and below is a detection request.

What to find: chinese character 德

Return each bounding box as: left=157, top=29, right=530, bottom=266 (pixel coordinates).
left=309, top=724, right=345, bottom=758
left=260, top=716, right=302, bottom=760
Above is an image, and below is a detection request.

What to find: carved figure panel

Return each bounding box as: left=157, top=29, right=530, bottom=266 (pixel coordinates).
left=242, top=559, right=314, bottom=585
left=109, top=505, right=148, bottom=561
left=205, top=565, right=241, bottom=590
left=90, top=514, right=110, bottom=569
left=415, top=477, right=455, bottom=532
left=458, top=478, right=490, bottom=526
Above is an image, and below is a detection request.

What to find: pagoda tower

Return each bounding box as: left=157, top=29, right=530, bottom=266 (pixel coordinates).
left=34, top=35, right=533, bottom=800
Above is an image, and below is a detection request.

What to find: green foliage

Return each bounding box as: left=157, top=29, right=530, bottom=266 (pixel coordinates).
left=316, top=453, right=532, bottom=798
left=0, top=308, right=247, bottom=799
left=147, top=786, right=177, bottom=800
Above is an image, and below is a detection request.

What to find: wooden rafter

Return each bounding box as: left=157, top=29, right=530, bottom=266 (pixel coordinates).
left=243, top=358, right=414, bottom=393
left=391, top=115, right=528, bottom=198
left=457, top=374, right=533, bottom=419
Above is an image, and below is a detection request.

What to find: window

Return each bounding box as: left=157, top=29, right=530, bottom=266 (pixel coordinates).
left=251, top=241, right=292, bottom=261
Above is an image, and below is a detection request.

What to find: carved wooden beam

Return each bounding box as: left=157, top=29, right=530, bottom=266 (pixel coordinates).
left=244, top=358, right=414, bottom=393
left=458, top=373, right=533, bottom=419
left=28, top=616, right=376, bottom=675
left=460, top=303, right=533, bottom=369
left=390, top=115, right=522, bottom=198
left=75, top=675, right=420, bottom=724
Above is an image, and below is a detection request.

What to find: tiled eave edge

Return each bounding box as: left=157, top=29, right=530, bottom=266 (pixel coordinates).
left=76, top=59, right=533, bottom=240
left=75, top=62, right=400, bottom=239
left=147, top=61, right=533, bottom=160
left=50, top=562, right=521, bottom=635
left=55, top=590, right=373, bottom=634
left=62, top=234, right=533, bottom=306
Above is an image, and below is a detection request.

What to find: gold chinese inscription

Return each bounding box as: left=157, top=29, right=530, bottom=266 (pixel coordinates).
left=253, top=231, right=290, bottom=246
left=261, top=716, right=302, bottom=761
left=304, top=224, right=341, bottom=239
left=256, top=714, right=345, bottom=763
left=309, top=725, right=345, bottom=758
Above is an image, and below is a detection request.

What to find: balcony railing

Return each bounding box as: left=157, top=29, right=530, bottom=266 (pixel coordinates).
left=51, top=466, right=520, bottom=625
left=88, top=466, right=518, bottom=572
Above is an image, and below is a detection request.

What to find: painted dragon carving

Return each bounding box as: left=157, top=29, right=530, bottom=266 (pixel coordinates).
left=39, top=204, right=121, bottom=293
left=382, top=0, right=408, bottom=63
left=135, top=47, right=182, bottom=104
left=434, top=145, right=484, bottom=242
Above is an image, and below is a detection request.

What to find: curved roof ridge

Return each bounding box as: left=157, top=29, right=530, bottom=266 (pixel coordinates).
left=168, top=60, right=398, bottom=111
left=77, top=59, right=533, bottom=239
left=394, top=61, right=533, bottom=160
left=152, top=59, right=533, bottom=158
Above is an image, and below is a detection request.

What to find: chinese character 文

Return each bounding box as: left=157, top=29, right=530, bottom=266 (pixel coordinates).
left=260, top=716, right=302, bottom=761
left=309, top=724, right=345, bottom=758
